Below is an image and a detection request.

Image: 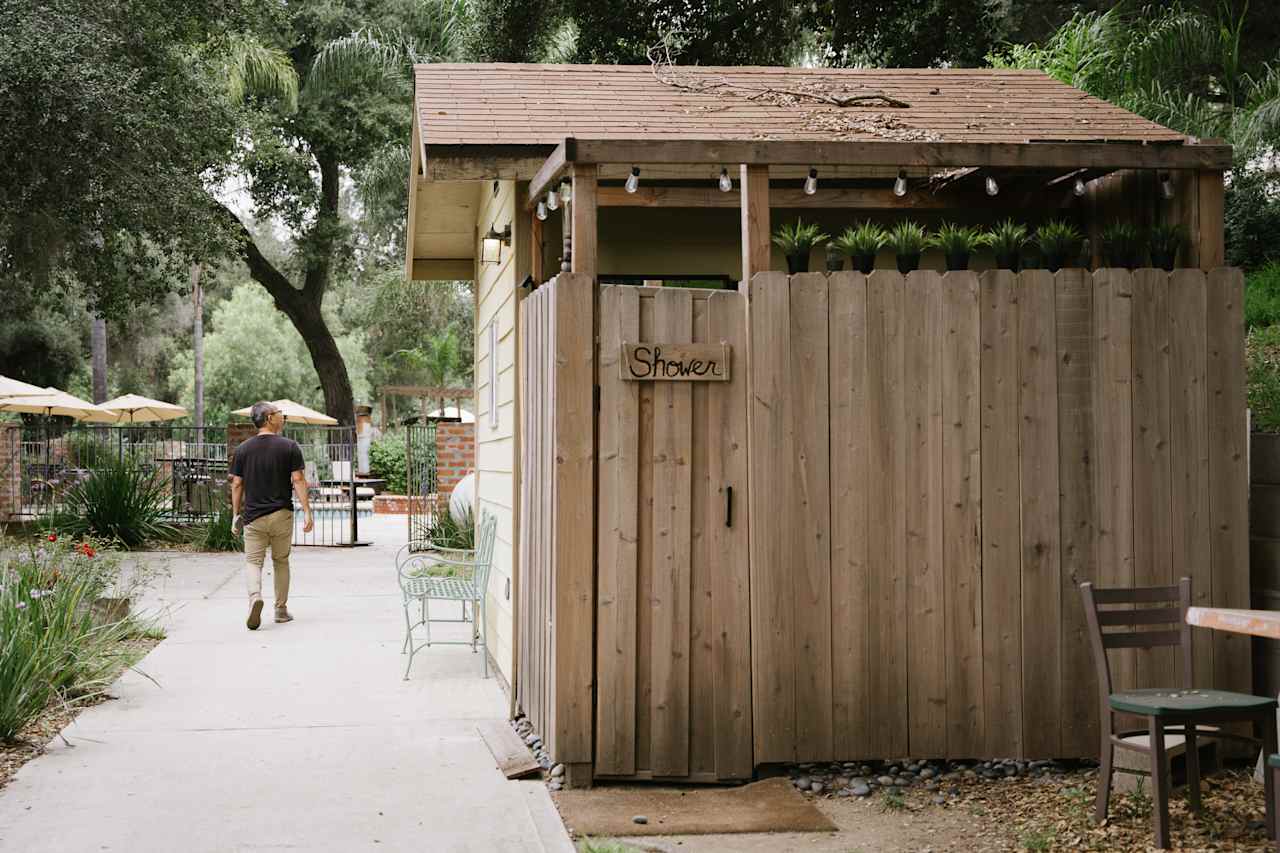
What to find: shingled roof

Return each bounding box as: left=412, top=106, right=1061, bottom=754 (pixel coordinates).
left=413, top=63, right=1187, bottom=148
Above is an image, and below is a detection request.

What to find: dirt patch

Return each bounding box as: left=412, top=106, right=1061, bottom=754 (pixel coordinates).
left=573, top=764, right=1272, bottom=852
left=0, top=636, right=160, bottom=792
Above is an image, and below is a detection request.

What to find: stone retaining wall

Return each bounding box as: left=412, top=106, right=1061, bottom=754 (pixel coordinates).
left=0, top=423, right=19, bottom=520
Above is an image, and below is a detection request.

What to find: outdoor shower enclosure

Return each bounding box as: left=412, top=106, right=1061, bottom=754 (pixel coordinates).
left=402, top=62, right=1249, bottom=786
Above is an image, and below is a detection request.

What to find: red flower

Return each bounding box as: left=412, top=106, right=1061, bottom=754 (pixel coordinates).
left=47, top=534, right=57, bottom=542
left=76, top=543, right=96, bottom=559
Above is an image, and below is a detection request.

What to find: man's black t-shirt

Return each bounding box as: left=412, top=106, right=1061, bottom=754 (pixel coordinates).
left=230, top=434, right=305, bottom=524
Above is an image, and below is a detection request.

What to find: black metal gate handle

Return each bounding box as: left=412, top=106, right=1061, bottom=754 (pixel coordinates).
left=725, top=485, right=733, bottom=527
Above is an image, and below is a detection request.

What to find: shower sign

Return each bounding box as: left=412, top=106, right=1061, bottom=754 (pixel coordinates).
left=621, top=342, right=731, bottom=382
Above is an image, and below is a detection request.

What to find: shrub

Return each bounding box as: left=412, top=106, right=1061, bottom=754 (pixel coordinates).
left=199, top=501, right=242, bottom=552
left=1100, top=221, right=1145, bottom=267
left=425, top=500, right=474, bottom=551
left=369, top=431, right=409, bottom=495
left=1246, top=262, right=1280, bottom=330
left=1226, top=165, right=1280, bottom=271
left=1248, top=325, right=1280, bottom=433
left=44, top=459, right=175, bottom=548
left=0, top=536, right=138, bottom=740
left=1032, top=220, right=1085, bottom=270
left=929, top=223, right=987, bottom=256
left=831, top=222, right=888, bottom=257
left=771, top=219, right=829, bottom=255
left=985, top=220, right=1029, bottom=267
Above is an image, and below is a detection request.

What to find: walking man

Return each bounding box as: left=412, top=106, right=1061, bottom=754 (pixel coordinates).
left=230, top=401, right=314, bottom=630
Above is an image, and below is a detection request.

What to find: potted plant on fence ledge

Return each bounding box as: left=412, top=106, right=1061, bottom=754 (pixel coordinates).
left=1149, top=223, right=1185, bottom=271
left=772, top=220, right=829, bottom=274
left=1033, top=220, right=1085, bottom=273
left=985, top=219, right=1028, bottom=271
left=929, top=223, right=986, bottom=271
left=831, top=222, right=887, bottom=274
left=888, top=221, right=928, bottom=273
left=1101, top=221, right=1146, bottom=269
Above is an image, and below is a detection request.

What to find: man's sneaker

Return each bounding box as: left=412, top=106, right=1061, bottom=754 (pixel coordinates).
left=247, top=599, right=264, bottom=631
left=274, top=607, right=293, bottom=623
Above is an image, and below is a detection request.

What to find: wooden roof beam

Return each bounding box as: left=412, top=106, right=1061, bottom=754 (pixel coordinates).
left=526, top=139, right=573, bottom=210
left=567, top=138, right=1232, bottom=171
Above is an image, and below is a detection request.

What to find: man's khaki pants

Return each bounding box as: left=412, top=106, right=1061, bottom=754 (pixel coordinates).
left=244, top=509, right=292, bottom=607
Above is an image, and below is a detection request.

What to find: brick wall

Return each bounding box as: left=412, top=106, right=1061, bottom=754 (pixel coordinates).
left=435, top=422, right=474, bottom=496
left=0, top=423, right=18, bottom=520
left=226, top=423, right=257, bottom=464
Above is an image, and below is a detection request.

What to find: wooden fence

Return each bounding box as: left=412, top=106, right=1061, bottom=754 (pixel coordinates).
left=747, top=268, right=1249, bottom=762
left=515, top=273, right=594, bottom=774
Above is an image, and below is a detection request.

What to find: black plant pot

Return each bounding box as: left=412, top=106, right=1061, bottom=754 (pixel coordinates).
left=1044, top=253, right=1066, bottom=273
left=995, top=252, right=1020, bottom=272
left=825, top=248, right=845, bottom=272
left=945, top=251, right=970, bottom=272
left=853, top=253, right=876, bottom=275
left=1151, top=250, right=1177, bottom=272
left=786, top=252, right=810, bottom=274
left=1104, top=251, right=1143, bottom=270
left=896, top=253, right=920, bottom=274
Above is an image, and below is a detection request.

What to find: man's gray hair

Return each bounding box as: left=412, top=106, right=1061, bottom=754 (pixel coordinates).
left=250, top=401, right=278, bottom=428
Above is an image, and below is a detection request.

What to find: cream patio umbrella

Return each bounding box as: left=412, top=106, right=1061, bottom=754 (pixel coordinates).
left=231, top=399, right=338, bottom=425
left=0, top=374, right=46, bottom=399
left=0, top=388, right=119, bottom=422
left=100, top=393, right=188, bottom=424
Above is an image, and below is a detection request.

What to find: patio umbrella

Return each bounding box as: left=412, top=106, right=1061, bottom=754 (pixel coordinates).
left=231, top=399, right=338, bottom=425
left=100, top=393, right=188, bottom=423
left=0, top=388, right=119, bottom=422
left=0, top=374, right=45, bottom=398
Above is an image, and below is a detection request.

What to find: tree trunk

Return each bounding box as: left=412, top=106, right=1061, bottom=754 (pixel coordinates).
left=90, top=314, right=107, bottom=403
left=191, top=263, right=204, bottom=428
left=293, top=299, right=356, bottom=426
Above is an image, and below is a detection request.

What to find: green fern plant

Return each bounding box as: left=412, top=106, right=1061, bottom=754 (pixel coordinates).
left=831, top=222, right=888, bottom=274
left=1101, top=221, right=1146, bottom=268
left=772, top=220, right=829, bottom=273
left=1149, top=223, right=1185, bottom=270
left=985, top=219, right=1029, bottom=269
left=887, top=221, right=928, bottom=273
left=1033, top=220, right=1085, bottom=271
left=929, top=223, right=987, bottom=271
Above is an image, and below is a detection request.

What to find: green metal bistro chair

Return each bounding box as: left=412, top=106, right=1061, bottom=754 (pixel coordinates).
left=397, top=511, right=497, bottom=681
left=1081, top=578, right=1278, bottom=850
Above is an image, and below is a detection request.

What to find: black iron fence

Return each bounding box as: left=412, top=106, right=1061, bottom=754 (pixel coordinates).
left=1, top=423, right=364, bottom=547
left=405, top=420, right=439, bottom=543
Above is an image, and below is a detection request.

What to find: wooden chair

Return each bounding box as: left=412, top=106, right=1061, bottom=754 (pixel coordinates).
left=1081, top=577, right=1278, bottom=850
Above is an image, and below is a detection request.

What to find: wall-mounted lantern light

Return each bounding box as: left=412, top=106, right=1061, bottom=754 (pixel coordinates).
left=481, top=223, right=512, bottom=265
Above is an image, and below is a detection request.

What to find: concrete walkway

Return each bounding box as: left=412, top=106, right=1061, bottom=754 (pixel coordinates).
left=0, top=516, right=573, bottom=853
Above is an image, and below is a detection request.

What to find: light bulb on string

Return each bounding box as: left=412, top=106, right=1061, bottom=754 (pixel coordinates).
left=1160, top=172, right=1175, bottom=199
left=804, top=168, right=818, bottom=195
left=625, top=167, right=640, bottom=193
left=893, top=169, right=908, bottom=197
left=535, top=201, right=547, bottom=221
left=985, top=175, right=999, bottom=197
left=560, top=180, right=572, bottom=204
left=1073, top=177, right=1087, bottom=196
left=718, top=168, right=732, bottom=192
left=546, top=188, right=559, bottom=211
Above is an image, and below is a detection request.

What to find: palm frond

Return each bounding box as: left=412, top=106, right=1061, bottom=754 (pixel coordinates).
left=307, top=28, right=411, bottom=94
left=356, top=143, right=413, bottom=221
left=223, top=33, right=299, bottom=111
left=1238, top=64, right=1280, bottom=153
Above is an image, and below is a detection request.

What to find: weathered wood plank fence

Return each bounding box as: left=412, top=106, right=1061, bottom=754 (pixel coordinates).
left=516, top=267, right=1249, bottom=781
left=748, top=268, right=1248, bottom=763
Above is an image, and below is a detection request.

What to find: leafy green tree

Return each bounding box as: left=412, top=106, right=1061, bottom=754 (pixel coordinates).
left=221, top=0, right=461, bottom=426
left=0, top=0, right=266, bottom=318
left=461, top=0, right=567, bottom=61
left=169, top=283, right=368, bottom=428
left=810, top=0, right=1002, bottom=67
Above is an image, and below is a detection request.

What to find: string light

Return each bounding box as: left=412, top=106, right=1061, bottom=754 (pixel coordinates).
left=559, top=180, right=572, bottom=204
left=546, top=188, right=559, bottom=211
left=536, top=200, right=547, bottom=221
left=985, top=175, right=999, bottom=196
left=1073, top=177, right=1087, bottom=196
left=625, top=167, right=640, bottom=193
left=1160, top=172, right=1175, bottom=199
left=893, top=169, right=908, bottom=197
left=804, top=168, right=818, bottom=195
left=718, top=168, right=732, bottom=192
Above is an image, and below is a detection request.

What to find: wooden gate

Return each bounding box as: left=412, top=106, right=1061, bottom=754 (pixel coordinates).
left=595, top=285, right=753, bottom=781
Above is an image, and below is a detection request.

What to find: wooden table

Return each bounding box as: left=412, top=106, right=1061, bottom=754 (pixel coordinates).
left=1186, top=607, right=1280, bottom=641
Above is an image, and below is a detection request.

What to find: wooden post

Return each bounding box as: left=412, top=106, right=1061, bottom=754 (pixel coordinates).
left=571, top=164, right=598, bottom=280
left=740, top=165, right=770, bottom=287
left=1196, top=170, right=1225, bottom=269
left=551, top=271, right=596, bottom=779
left=530, top=207, right=544, bottom=284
